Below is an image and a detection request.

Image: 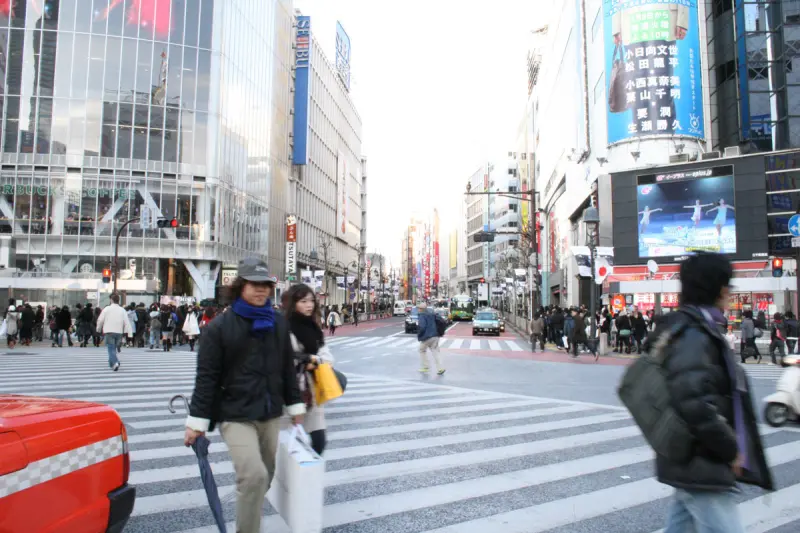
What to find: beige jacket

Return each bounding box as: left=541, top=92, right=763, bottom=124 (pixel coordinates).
left=291, top=333, right=335, bottom=433
left=96, top=303, right=133, bottom=336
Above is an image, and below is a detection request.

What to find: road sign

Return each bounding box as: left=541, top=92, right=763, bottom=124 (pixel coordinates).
left=792, top=237, right=800, bottom=248
left=789, top=214, right=800, bottom=237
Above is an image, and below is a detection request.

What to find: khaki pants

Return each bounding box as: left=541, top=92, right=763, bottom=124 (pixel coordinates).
left=220, top=418, right=282, bottom=533
left=419, top=337, right=443, bottom=370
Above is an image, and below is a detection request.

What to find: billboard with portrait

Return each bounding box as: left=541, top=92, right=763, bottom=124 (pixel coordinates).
left=636, top=166, right=736, bottom=258
left=604, top=0, right=704, bottom=144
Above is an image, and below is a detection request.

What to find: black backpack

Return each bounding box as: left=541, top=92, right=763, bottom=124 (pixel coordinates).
left=617, top=321, right=693, bottom=463
left=434, top=314, right=447, bottom=337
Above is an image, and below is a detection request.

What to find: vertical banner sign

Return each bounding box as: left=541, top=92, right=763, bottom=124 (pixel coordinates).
left=335, top=21, right=351, bottom=91
left=292, top=16, right=312, bottom=165
left=285, top=214, right=297, bottom=277
left=605, top=0, right=704, bottom=144
left=336, top=151, right=348, bottom=239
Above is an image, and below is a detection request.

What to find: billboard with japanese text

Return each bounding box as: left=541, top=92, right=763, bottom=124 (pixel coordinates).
left=292, top=16, right=312, bottom=164
left=604, top=0, right=704, bottom=144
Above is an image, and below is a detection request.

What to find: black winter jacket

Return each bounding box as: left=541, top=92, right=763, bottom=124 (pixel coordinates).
left=188, top=310, right=305, bottom=432
left=655, top=307, right=772, bottom=491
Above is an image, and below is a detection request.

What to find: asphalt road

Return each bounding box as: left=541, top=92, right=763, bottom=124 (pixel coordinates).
left=1, top=319, right=798, bottom=532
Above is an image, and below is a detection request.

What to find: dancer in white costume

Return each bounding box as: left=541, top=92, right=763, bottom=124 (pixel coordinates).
left=683, top=199, right=714, bottom=227
left=638, top=206, right=663, bottom=234
left=705, top=199, right=735, bottom=239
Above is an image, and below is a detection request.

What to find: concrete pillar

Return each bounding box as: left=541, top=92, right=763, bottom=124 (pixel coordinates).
left=184, top=260, right=220, bottom=300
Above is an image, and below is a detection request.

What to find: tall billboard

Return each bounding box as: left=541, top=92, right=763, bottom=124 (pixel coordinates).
left=336, top=151, right=348, bottom=240
left=292, top=16, right=312, bottom=165
left=636, top=165, right=736, bottom=257
left=604, top=0, right=704, bottom=144
left=449, top=231, right=458, bottom=270
left=335, top=21, right=351, bottom=91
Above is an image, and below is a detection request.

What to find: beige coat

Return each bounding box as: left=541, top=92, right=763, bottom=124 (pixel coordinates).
left=291, top=333, right=335, bottom=433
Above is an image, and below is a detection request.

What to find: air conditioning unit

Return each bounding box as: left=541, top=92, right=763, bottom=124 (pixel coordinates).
left=724, top=146, right=741, bottom=157
left=701, top=151, right=721, bottom=160
left=669, top=154, right=690, bottom=163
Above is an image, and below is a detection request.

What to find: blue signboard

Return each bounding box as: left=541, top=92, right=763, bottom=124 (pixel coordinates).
left=335, top=21, right=351, bottom=91
left=292, top=16, right=312, bottom=165
left=604, top=0, right=705, bottom=144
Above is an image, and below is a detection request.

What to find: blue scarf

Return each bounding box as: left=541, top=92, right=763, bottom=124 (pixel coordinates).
left=231, top=298, right=275, bottom=334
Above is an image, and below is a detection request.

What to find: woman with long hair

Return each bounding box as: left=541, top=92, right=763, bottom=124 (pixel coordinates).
left=284, top=283, right=332, bottom=455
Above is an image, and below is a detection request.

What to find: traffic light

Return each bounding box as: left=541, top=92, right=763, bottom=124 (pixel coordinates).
left=102, top=268, right=112, bottom=284
left=479, top=277, right=485, bottom=284
left=772, top=258, right=784, bottom=278
left=157, top=218, right=178, bottom=228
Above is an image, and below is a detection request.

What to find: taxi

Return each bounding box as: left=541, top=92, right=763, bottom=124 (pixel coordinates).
left=472, top=310, right=501, bottom=336
left=0, top=395, right=135, bottom=533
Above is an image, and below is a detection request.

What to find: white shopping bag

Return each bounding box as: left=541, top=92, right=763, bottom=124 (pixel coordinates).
left=0, top=319, right=6, bottom=338
left=267, top=426, right=324, bottom=533
left=562, top=335, right=569, bottom=347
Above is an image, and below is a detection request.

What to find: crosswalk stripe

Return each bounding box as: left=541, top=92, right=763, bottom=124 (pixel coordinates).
left=4, top=352, right=800, bottom=533
left=448, top=338, right=463, bottom=349
left=506, top=340, right=524, bottom=351
left=470, top=339, right=481, bottom=349
left=488, top=339, right=501, bottom=351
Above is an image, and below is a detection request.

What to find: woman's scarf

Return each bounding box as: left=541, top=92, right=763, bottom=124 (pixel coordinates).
left=231, top=298, right=275, bottom=333
left=289, top=312, right=323, bottom=355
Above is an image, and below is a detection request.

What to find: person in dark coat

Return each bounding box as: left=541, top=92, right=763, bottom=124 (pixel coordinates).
left=569, top=309, right=587, bottom=357
left=53, top=305, right=73, bottom=347
left=19, top=304, right=35, bottom=346
left=656, top=253, right=772, bottom=532
left=184, top=258, right=305, bottom=533
left=631, top=308, right=648, bottom=354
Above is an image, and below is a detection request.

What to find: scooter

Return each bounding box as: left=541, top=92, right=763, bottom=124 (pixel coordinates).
left=763, top=365, right=800, bottom=427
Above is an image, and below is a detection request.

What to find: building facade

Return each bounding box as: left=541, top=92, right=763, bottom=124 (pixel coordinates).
left=290, top=14, right=364, bottom=307
left=0, top=0, right=295, bottom=306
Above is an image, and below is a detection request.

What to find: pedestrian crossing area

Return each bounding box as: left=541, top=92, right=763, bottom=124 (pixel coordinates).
left=326, top=335, right=528, bottom=352
left=2, top=350, right=800, bottom=532
left=743, top=363, right=788, bottom=383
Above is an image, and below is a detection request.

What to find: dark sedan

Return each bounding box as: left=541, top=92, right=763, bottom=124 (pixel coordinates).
left=404, top=307, right=419, bottom=334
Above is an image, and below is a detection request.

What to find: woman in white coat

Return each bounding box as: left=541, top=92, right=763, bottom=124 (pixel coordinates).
left=182, top=306, right=201, bottom=351
left=284, top=283, right=334, bottom=455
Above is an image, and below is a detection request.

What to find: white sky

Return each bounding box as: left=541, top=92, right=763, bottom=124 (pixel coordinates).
left=294, top=0, right=542, bottom=265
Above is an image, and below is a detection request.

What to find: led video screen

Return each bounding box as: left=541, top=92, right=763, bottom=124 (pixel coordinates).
left=637, top=165, right=736, bottom=258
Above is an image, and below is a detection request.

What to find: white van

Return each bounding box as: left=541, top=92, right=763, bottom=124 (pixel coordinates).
left=393, top=300, right=410, bottom=316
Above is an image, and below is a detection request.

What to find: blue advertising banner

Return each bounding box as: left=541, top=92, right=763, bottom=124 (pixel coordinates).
left=604, top=0, right=704, bottom=144
left=335, top=21, right=351, bottom=91
left=292, top=16, right=312, bottom=165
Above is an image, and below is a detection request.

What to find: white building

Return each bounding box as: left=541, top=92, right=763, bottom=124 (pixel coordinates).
left=289, top=13, right=365, bottom=305
left=530, top=0, right=712, bottom=308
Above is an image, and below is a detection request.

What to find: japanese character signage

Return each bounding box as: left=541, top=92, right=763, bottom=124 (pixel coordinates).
left=335, top=21, right=351, bottom=91
left=292, top=16, right=312, bottom=165
left=605, top=0, right=704, bottom=144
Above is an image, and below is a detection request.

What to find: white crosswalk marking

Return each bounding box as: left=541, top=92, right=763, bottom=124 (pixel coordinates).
left=743, top=364, right=786, bottom=382
left=2, top=353, right=799, bottom=533
left=325, top=336, right=527, bottom=352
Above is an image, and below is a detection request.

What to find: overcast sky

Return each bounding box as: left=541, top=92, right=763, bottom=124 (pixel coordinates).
left=294, top=0, right=541, bottom=266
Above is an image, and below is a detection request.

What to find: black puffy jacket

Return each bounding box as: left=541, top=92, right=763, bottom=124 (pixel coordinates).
left=188, top=310, right=304, bottom=431
left=655, top=307, right=772, bottom=491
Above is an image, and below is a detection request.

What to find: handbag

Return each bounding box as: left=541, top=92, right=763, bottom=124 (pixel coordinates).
left=334, top=369, right=347, bottom=392
left=619, top=329, right=632, bottom=337
left=608, top=42, right=632, bottom=113
left=313, top=363, right=344, bottom=405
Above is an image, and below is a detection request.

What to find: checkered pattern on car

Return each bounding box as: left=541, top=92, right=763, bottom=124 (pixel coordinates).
left=0, top=435, right=124, bottom=499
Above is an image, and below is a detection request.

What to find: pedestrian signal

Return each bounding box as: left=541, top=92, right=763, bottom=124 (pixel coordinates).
left=772, top=258, right=784, bottom=278
left=102, top=268, right=112, bottom=284
left=479, top=277, right=485, bottom=284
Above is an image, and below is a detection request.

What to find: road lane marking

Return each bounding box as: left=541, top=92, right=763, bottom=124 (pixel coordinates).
left=506, top=340, right=524, bottom=351
left=470, top=339, right=481, bottom=350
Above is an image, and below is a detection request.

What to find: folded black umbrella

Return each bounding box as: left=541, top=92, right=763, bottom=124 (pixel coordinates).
left=169, top=394, right=227, bottom=533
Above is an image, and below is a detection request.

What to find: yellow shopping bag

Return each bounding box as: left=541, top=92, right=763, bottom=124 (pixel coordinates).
left=313, top=363, right=344, bottom=405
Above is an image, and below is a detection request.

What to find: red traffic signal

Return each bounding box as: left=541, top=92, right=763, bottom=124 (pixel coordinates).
left=772, top=258, right=784, bottom=278
left=102, top=268, right=112, bottom=283
left=479, top=277, right=485, bottom=284
left=157, top=218, right=178, bottom=228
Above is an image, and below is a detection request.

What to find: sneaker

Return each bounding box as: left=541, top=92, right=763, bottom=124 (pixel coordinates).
left=437, top=369, right=446, bottom=375
left=112, top=362, right=120, bottom=372
left=419, top=367, right=430, bottom=373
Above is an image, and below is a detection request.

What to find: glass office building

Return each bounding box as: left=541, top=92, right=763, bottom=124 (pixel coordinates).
left=0, top=0, right=292, bottom=304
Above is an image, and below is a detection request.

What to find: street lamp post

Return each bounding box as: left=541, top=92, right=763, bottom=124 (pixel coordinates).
left=113, top=217, right=140, bottom=295
left=582, top=205, right=600, bottom=351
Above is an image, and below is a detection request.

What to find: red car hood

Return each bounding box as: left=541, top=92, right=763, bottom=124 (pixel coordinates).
left=0, top=395, right=98, bottom=419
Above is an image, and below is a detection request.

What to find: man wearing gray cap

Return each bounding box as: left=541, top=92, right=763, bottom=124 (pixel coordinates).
left=184, top=257, right=305, bottom=533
